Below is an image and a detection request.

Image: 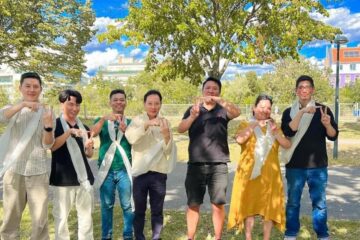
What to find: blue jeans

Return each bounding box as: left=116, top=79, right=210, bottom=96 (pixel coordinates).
left=133, top=171, right=167, bottom=240
left=100, top=169, right=134, bottom=240
left=285, top=167, right=329, bottom=238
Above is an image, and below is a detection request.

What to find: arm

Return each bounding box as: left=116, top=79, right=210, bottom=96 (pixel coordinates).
left=320, top=106, right=338, bottom=140
left=42, top=108, right=55, bottom=148
left=216, top=98, right=241, bottom=120
left=178, top=106, right=198, bottom=133
left=91, top=117, right=105, bottom=137
left=51, top=128, right=82, bottom=152
left=125, top=116, right=150, bottom=145
left=2, top=102, right=42, bottom=120
left=235, top=121, right=257, bottom=144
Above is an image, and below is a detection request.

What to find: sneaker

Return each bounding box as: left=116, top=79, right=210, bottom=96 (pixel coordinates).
left=284, top=236, right=296, bottom=240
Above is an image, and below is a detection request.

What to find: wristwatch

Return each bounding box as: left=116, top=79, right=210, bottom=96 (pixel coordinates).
left=44, top=127, right=53, bottom=132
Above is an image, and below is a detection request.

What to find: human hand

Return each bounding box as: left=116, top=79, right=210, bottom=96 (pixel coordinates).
left=42, top=106, right=53, bottom=128
left=22, top=101, right=41, bottom=111
left=320, top=106, right=331, bottom=127
left=119, top=116, right=127, bottom=133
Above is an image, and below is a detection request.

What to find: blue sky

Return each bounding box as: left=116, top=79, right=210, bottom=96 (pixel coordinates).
left=85, top=0, right=360, bottom=78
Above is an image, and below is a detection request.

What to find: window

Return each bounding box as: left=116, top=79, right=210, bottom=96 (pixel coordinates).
left=350, top=64, right=356, bottom=71
left=340, top=64, right=343, bottom=70
left=344, top=51, right=360, bottom=57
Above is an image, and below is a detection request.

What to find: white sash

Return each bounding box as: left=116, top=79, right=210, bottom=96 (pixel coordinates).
left=250, top=118, right=275, bottom=180
left=281, top=99, right=315, bottom=163
left=0, top=107, right=43, bottom=176
left=132, top=140, right=177, bottom=177
left=94, top=119, right=134, bottom=210
left=60, top=114, right=92, bottom=192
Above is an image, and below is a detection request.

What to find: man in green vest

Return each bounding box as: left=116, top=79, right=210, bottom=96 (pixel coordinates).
left=92, top=89, right=134, bottom=240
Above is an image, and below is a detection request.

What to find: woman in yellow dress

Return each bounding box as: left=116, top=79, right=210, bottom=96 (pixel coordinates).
left=228, top=94, right=291, bottom=240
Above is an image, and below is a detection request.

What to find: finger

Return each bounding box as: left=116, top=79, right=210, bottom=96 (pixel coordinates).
left=319, top=106, right=324, bottom=115
left=325, top=106, right=328, bottom=115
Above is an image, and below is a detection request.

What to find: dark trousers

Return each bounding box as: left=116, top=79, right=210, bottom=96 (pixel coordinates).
left=133, top=171, right=167, bottom=240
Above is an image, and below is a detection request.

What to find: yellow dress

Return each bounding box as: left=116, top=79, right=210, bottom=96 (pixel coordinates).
left=227, top=121, right=285, bottom=232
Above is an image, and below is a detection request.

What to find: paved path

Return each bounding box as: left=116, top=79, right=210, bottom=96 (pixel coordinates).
left=1, top=162, right=359, bottom=220
left=163, top=162, right=360, bottom=220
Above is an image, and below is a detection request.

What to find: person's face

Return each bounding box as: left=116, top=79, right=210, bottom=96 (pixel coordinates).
left=62, top=96, right=80, bottom=120
left=296, top=80, right=314, bottom=101
left=110, top=93, right=126, bottom=114
left=202, top=81, right=220, bottom=97
left=19, top=78, right=42, bottom=102
left=144, top=94, right=161, bottom=119
left=253, top=99, right=272, bottom=120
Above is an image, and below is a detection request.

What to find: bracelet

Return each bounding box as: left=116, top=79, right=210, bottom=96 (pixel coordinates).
left=44, top=127, right=53, bottom=132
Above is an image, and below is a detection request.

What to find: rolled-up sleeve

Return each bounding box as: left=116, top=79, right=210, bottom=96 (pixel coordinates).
left=281, top=108, right=297, bottom=137
left=0, top=105, right=12, bottom=123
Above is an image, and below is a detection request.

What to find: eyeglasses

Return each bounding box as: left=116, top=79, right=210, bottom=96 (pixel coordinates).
left=297, top=85, right=313, bottom=90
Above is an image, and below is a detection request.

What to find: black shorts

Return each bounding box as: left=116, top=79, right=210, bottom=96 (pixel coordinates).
left=185, top=163, right=228, bottom=206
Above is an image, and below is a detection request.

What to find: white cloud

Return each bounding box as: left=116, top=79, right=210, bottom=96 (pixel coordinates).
left=85, top=48, right=119, bottom=72
left=129, top=48, right=142, bottom=57
left=307, top=56, right=325, bottom=68
left=311, top=7, right=360, bottom=42
left=91, top=17, right=122, bottom=33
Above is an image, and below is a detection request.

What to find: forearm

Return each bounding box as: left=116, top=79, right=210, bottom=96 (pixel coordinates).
left=219, top=99, right=240, bottom=119
left=325, top=125, right=337, bottom=138
left=85, top=147, right=94, bottom=158
left=51, top=130, right=71, bottom=151
left=177, top=116, right=196, bottom=133
left=42, top=131, right=54, bottom=148
left=274, top=133, right=291, bottom=149
left=288, top=110, right=304, bottom=131
left=91, top=117, right=105, bottom=137
left=236, top=127, right=253, bottom=144
left=2, top=103, right=23, bottom=120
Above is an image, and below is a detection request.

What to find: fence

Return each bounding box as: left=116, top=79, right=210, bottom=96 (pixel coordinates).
left=0, top=98, right=359, bottom=123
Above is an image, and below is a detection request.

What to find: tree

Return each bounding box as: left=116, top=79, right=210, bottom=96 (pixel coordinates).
left=0, top=87, right=9, bottom=108
left=262, top=57, right=333, bottom=104
left=0, top=0, right=95, bottom=83
left=100, top=0, right=340, bottom=84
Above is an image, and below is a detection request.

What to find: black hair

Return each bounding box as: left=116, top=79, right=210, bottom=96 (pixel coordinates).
left=202, top=76, right=222, bottom=92
left=254, top=93, right=273, bottom=106
left=296, top=75, right=314, bottom=88
left=20, top=72, right=42, bottom=87
left=110, top=89, right=126, bottom=100
left=59, top=89, right=82, bottom=104
left=144, top=89, right=162, bottom=103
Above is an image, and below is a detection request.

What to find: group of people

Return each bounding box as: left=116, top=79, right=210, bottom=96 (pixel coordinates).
left=0, top=72, right=337, bottom=240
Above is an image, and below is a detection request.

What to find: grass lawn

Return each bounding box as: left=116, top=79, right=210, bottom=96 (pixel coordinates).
left=0, top=204, right=359, bottom=240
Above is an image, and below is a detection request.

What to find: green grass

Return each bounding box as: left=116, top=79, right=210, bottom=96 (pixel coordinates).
left=0, top=204, right=359, bottom=239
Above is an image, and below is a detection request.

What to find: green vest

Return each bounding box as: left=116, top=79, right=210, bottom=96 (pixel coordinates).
left=94, top=117, right=132, bottom=171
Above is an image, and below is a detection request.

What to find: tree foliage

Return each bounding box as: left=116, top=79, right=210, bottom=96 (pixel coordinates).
left=100, top=0, right=340, bottom=84
left=0, top=0, right=95, bottom=83
left=223, top=57, right=334, bottom=105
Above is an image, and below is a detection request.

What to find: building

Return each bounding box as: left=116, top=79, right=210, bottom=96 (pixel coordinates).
left=325, top=44, right=360, bottom=87
left=97, top=55, right=146, bottom=84
left=0, top=65, right=21, bottom=100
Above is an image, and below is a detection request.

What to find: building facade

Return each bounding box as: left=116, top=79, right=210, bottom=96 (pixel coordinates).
left=325, top=44, right=360, bottom=87
left=97, top=55, right=145, bottom=84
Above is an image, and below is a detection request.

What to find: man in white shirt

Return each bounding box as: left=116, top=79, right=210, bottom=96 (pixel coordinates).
left=0, top=72, right=54, bottom=240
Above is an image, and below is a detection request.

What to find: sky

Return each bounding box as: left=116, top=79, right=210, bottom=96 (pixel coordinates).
left=85, top=0, right=360, bottom=79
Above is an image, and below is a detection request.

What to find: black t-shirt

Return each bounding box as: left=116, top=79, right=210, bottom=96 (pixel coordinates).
left=50, top=118, right=94, bottom=186
left=183, top=104, right=230, bottom=163
left=281, top=103, right=338, bottom=168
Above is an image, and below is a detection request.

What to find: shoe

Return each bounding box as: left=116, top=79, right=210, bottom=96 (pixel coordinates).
left=284, top=236, right=296, bottom=240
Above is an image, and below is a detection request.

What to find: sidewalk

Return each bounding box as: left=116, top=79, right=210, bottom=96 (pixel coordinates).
left=162, top=162, right=360, bottom=220
left=1, top=161, right=359, bottom=220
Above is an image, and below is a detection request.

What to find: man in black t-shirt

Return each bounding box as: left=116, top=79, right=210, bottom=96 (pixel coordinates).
left=50, top=89, right=95, bottom=240
left=178, top=77, right=240, bottom=240
left=281, top=75, right=338, bottom=240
